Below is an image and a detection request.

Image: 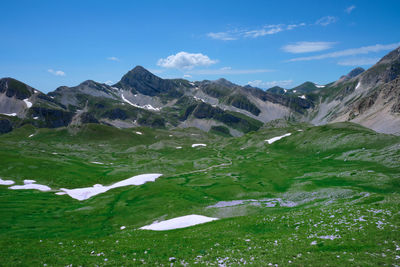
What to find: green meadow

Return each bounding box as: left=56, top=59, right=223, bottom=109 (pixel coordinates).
left=0, top=122, right=399, bottom=266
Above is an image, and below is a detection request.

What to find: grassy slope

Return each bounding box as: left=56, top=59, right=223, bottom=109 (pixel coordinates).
left=0, top=122, right=399, bottom=266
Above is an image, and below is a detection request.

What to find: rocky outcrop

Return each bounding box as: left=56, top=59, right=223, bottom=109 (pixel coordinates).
left=0, top=119, right=12, bottom=134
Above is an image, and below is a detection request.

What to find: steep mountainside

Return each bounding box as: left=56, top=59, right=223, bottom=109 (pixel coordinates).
left=310, top=46, right=400, bottom=134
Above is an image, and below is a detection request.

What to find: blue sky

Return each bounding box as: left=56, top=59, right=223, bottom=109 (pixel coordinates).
left=1, top=0, right=399, bottom=92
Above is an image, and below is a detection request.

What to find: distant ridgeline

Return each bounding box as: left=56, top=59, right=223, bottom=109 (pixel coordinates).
left=1, top=46, right=400, bottom=136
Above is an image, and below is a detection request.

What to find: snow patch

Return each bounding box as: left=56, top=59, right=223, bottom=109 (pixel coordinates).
left=293, top=90, right=297, bottom=93
left=23, top=99, right=32, bottom=108
left=265, top=133, right=291, bottom=144
left=91, top=162, right=104, bottom=165
left=0, top=178, right=15, bottom=185
left=140, top=215, right=218, bottom=231
left=315, top=84, right=325, bottom=88
left=28, top=134, right=35, bottom=138
left=1, top=113, right=17, bottom=117
left=135, top=131, right=143, bottom=135
left=192, top=144, right=206, bottom=148
left=299, top=95, right=306, bottom=99
left=121, top=94, right=160, bottom=111
left=33, top=116, right=39, bottom=120
left=58, top=173, right=163, bottom=201
left=193, top=96, right=205, bottom=102
left=176, top=146, right=182, bottom=149
left=9, top=180, right=51, bottom=192
left=355, top=81, right=361, bottom=90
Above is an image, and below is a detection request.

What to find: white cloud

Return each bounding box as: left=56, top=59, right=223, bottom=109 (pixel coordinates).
left=337, top=57, right=379, bottom=66
left=187, top=68, right=273, bottom=75
left=207, top=32, right=237, bottom=41
left=282, top=41, right=335, bottom=53
left=315, top=16, right=337, bottom=26
left=183, top=74, right=192, bottom=78
left=287, top=23, right=306, bottom=30
left=48, top=69, right=66, bottom=76
left=248, top=80, right=293, bottom=88
left=288, top=42, right=400, bottom=62
left=157, top=52, right=218, bottom=70
left=244, top=25, right=283, bottom=38
left=345, top=5, right=356, bottom=14
left=207, top=23, right=306, bottom=40
left=107, top=56, right=119, bottom=61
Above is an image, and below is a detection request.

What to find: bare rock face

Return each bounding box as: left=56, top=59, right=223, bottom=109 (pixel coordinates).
left=0, top=119, right=12, bottom=134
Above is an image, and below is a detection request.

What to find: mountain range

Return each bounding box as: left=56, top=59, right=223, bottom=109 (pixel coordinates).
left=1, top=46, right=399, bottom=136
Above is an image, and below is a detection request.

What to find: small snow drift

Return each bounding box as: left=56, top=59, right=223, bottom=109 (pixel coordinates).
left=299, top=95, right=306, bottom=99
left=192, top=144, right=206, bottom=148
left=0, top=113, right=17, bottom=117
left=265, top=133, right=292, bottom=144
left=59, top=173, right=163, bottom=201
left=140, top=215, right=218, bottom=231
left=23, top=99, right=32, bottom=108
left=91, top=161, right=104, bottom=165
left=135, top=131, right=143, bottom=135
left=0, top=178, right=15, bottom=185
left=9, top=179, right=51, bottom=192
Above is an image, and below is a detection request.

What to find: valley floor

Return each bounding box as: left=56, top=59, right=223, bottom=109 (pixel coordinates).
left=0, top=122, right=399, bottom=266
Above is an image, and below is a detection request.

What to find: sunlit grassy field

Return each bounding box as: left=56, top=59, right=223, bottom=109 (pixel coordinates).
left=0, top=122, right=399, bottom=266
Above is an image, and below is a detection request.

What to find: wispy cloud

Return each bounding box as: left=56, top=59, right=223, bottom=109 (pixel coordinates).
left=183, top=74, right=192, bottom=78
left=315, top=16, right=337, bottom=26
left=248, top=79, right=293, bottom=89
left=243, top=25, right=284, bottom=38
left=107, top=56, right=120, bottom=61
left=287, top=42, right=400, bottom=62
left=48, top=69, right=66, bottom=76
left=157, top=52, right=218, bottom=70
left=207, top=32, right=237, bottom=41
left=186, top=67, right=273, bottom=75
left=345, top=5, right=356, bottom=14
left=282, top=41, right=335, bottom=53
left=337, top=57, right=379, bottom=66
left=207, top=23, right=306, bottom=40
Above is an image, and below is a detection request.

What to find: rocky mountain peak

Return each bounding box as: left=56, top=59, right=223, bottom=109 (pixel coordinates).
left=347, top=67, right=365, bottom=78
left=0, top=77, right=34, bottom=100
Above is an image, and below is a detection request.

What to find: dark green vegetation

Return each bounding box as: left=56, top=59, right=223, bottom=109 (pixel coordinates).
left=0, top=122, right=399, bottom=266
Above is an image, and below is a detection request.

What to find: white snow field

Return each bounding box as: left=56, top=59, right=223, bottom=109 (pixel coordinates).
left=192, top=144, right=207, bottom=148
left=140, top=215, right=218, bottom=231
left=0, top=113, right=17, bottom=116
left=9, top=179, right=51, bottom=192
left=59, top=173, right=163, bottom=201
left=265, top=133, right=292, bottom=144
left=0, top=178, right=15, bottom=185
